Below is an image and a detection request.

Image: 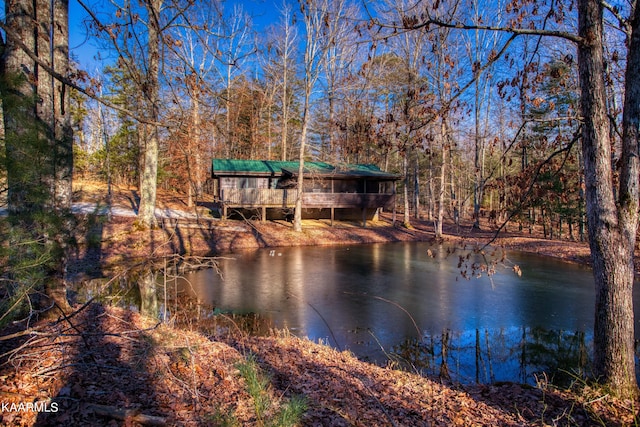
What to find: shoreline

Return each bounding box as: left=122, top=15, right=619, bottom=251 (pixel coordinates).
left=69, top=180, right=598, bottom=280
left=69, top=210, right=595, bottom=282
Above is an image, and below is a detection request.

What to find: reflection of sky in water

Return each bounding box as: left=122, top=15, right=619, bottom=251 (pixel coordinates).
left=179, top=242, right=636, bottom=383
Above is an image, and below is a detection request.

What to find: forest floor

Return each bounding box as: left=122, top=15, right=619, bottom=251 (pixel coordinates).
left=1, top=180, right=639, bottom=426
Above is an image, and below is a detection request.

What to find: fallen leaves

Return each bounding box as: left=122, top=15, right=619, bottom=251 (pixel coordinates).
left=1, top=303, right=638, bottom=426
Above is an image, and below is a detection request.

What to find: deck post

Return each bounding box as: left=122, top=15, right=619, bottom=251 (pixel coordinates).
left=261, top=206, right=266, bottom=223
left=331, top=207, right=335, bottom=227
left=362, top=207, right=367, bottom=228
left=392, top=181, right=397, bottom=226
left=223, top=204, right=227, bottom=221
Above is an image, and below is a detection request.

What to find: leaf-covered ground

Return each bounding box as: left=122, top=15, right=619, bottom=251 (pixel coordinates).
left=1, top=304, right=637, bottom=426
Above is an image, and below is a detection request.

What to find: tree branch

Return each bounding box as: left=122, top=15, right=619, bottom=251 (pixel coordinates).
left=0, top=22, right=168, bottom=127
left=363, top=2, right=583, bottom=45
left=481, top=128, right=582, bottom=249
left=601, top=0, right=633, bottom=38
left=411, top=18, right=583, bottom=44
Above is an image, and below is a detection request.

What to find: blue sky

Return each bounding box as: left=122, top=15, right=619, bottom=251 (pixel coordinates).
left=70, top=0, right=98, bottom=69
left=69, top=0, right=285, bottom=69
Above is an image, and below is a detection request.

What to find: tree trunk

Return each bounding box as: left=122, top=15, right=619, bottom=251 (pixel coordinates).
left=226, top=63, right=232, bottom=157
left=53, top=0, right=73, bottom=211
left=138, top=125, right=159, bottom=227
left=48, top=0, right=73, bottom=312
left=138, top=269, right=158, bottom=318
left=578, top=0, right=639, bottom=398
left=449, top=142, right=458, bottom=226
left=294, top=0, right=329, bottom=232
left=414, top=155, right=420, bottom=219
left=327, top=89, right=335, bottom=162
left=2, top=0, right=72, bottom=313
left=427, top=153, right=434, bottom=221
left=403, top=154, right=411, bottom=228
left=3, top=0, right=36, bottom=215
left=281, top=79, right=289, bottom=161
left=136, top=0, right=162, bottom=228
left=435, top=119, right=448, bottom=238
left=188, top=86, right=201, bottom=208
left=293, top=91, right=309, bottom=233
left=279, top=9, right=295, bottom=163
left=472, top=74, right=482, bottom=229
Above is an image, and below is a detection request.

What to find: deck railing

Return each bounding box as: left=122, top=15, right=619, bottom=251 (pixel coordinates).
left=221, top=188, right=395, bottom=209
left=221, top=188, right=298, bottom=207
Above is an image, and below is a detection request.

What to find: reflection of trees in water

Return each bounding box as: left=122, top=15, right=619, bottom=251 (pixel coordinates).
left=520, top=328, right=590, bottom=386
left=71, top=258, right=274, bottom=338
left=391, top=327, right=592, bottom=386
left=170, top=299, right=273, bottom=337
left=160, top=274, right=274, bottom=337
left=71, top=272, right=148, bottom=311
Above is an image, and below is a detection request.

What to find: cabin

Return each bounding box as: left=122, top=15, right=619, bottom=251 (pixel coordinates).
left=210, top=159, right=400, bottom=225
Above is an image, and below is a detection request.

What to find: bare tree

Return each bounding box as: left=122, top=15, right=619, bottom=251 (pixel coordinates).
left=321, top=0, right=359, bottom=163
left=577, top=0, right=640, bottom=398
left=136, top=0, right=162, bottom=228
left=80, top=0, right=198, bottom=228
left=165, top=0, right=221, bottom=206
left=265, top=3, right=299, bottom=161
left=379, top=0, right=431, bottom=228
left=213, top=5, right=256, bottom=158
left=465, top=6, right=499, bottom=229
left=420, top=0, right=464, bottom=237
left=293, top=0, right=340, bottom=232
left=390, top=0, right=640, bottom=397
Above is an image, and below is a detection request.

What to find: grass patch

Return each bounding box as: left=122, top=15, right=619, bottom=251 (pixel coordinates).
left=236, top=353, right=307, bottom=427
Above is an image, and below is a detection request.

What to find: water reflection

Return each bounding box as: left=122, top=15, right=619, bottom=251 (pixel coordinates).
left=76, top=242, right=640, bottom=385
left=166, top=242, right=622, bottom=385
left=392, top=327, right=591, bottom=386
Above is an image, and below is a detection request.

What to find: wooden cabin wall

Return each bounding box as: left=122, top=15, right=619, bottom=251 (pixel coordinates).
left=219, top=177, right=270, bottom=189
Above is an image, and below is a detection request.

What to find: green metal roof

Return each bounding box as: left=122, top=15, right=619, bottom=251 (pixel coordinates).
left=212, top=159, right=399, bottom=180
left=212, top=159, right=300, bottom=174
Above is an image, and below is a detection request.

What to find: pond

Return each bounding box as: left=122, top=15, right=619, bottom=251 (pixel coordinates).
left=169, top=242, right=640, bottom=386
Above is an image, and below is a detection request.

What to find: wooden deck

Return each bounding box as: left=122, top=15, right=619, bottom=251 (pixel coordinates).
left=220, top=188, right=396, bottom=225
left=221, top=188, right=395, bottom=209
left=221, top=188, right=297, bottom=207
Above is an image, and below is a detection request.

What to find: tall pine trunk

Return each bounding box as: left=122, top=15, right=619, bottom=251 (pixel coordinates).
left=3, top=0, right=36, bottom=217
left=2, top=0, right=72, bottom=313
left=53, top=0, right=73, bottom=211
left=48, top=0, right=73, bottom=311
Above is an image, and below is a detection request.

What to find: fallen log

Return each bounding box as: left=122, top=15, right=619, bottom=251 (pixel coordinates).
left=87, top=403, right=166, bottom=426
